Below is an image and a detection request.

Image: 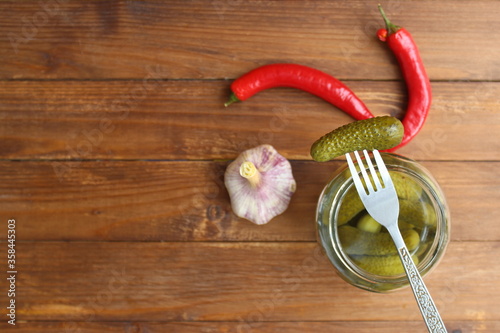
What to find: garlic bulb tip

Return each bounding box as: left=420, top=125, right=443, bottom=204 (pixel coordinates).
left=239, top=161, right=261, bottom=187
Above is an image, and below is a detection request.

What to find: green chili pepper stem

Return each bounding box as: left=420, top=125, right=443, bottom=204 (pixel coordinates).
left=224, top=93, right=240, bottom=107
left=378, top=4, right=400, bottom=36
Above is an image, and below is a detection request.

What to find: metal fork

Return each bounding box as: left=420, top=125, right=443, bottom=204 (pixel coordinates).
left=346, top=150, right=446, bottom=333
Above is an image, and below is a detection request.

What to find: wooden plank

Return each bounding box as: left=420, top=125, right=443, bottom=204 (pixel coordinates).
left=1, top=160, right=498, bottom=242
left=1, top=80, right=499, bottom=161
left=0, top=321, right=498, bottom=333
left=0, top=241, right=497, bottom=322
left=1, top=1, right=499, bottom=80
left=0, top=160, right=328, bottom=242
left=425, top=162, right=500, bottom=242
left=0, top=1, right=494, bottom=331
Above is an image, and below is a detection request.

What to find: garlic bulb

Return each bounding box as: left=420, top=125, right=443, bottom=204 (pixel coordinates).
left=224, top=144, right=297, bottom=225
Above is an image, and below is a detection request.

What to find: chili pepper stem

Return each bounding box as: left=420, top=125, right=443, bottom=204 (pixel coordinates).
left=378, top=4, right=400, bottom=35
left=224, top=93, right=240, bottom=107
left=240, top=161, right=261, bottom=187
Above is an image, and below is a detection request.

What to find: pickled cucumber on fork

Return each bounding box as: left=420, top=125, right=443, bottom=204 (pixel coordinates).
left=310, top=116, right=404, bottom=162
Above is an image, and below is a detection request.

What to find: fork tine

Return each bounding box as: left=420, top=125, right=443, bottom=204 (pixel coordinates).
left=363, top=149, right=383, bottom=191
left=373, top=150, right=393, bottom=189
left=354, top=151, right=375, bottom=194
left=346, top=152, right=367, bottom=196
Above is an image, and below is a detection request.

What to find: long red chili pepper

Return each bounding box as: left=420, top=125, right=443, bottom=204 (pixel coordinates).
left=225, top=63, right=375, bottom=121
left=225, top=7, right=430, bottom=152
left=377, top=5, right=432, bottom=151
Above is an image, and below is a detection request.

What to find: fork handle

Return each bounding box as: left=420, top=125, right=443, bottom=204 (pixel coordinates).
left=399, top=246, right=447, bottom=332
left=387, top=226, right=447, bottom=333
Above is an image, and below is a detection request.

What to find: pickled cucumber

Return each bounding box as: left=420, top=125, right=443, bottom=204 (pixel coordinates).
left=337, top=186, right=365, bottom=226
left=337, top=170, right=423, bottom=227
left=351, top=253, right=419, bottom=276
left=357, top=214, right=382, bottom=233
left=310, top=116, right=404, bottom=162
left=391, top=172, right=423, bottom=202
left=399, top=199, right=437, bottom=228
left=339, top=225, right=420, bottom=256
left=397, top=219, right=416, bottom=231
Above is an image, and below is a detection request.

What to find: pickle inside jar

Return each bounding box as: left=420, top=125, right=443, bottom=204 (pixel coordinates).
left=336, top=171, right=437, bottom=276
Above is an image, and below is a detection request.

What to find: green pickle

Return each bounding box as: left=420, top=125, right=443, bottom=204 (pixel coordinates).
left=337, top=186, right=365, bottom=226
left=352, top=254, right=419, bottom=276
left=310, top=116, right=404, bottom=162
left=337, top=170, right=438, bottom=276
left=357, top=214, right=382, bottom=233
left=339, top=226, right=420, bottom=256
left=399, top=199, right=437, bottom=228
left=338, top=172, right=423, bottom=226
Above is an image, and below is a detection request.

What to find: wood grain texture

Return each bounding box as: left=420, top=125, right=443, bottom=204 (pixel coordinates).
left=1, top=80, right=499, bottom=161
left=0, top=321, right=498, bottom=333
left=0, top=0, right=497, bottom=330
left=0, top=241, right=497, bottom=323
left=1, top=160, right=499, bottom=242
left=1, top=1, right=500, bottom=80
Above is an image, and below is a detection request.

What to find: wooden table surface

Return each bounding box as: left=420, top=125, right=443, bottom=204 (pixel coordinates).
left=1, top=1, right=500, bottom=332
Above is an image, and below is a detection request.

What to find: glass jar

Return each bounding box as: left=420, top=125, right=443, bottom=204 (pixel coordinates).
left=316, top=153, right=450, bottom=292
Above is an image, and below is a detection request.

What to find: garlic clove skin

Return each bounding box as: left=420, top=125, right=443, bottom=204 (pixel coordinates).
left=224, top=144, right=297, bottom=225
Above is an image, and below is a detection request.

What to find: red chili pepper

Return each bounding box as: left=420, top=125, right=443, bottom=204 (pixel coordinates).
left=225, top=63, right=375, bottom=121
left=377, top=5, right=432, bottom=151
left=226, top=7, right=430, bottom=152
